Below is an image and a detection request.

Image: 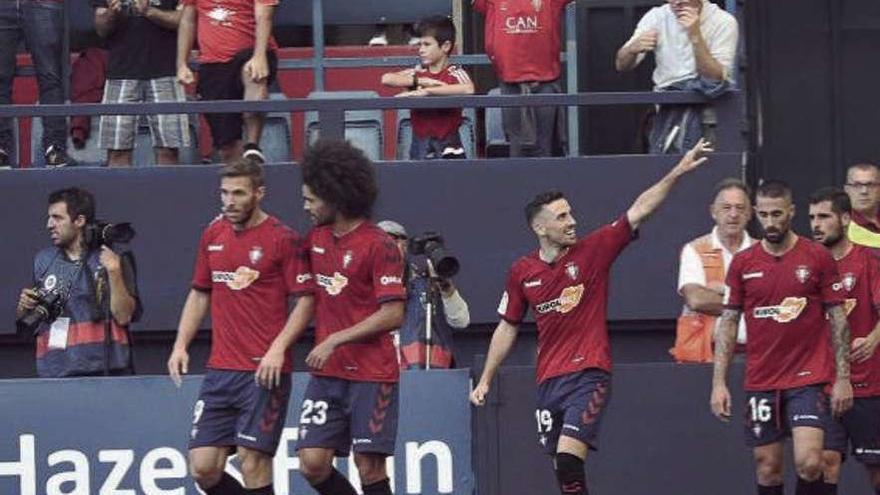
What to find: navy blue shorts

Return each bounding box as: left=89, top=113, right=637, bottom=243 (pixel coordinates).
left=188, top=369, right=292, bottom=455
left=534, top=369, right=612, bottom=455
left=743, top=385, right=828, bottom=448
left=824, top=396, right=880, bottom=465
left=294, top=376, right=399, bottom=457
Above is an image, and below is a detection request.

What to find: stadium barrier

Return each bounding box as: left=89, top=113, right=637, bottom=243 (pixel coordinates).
left=0, top=153, right=743, bottom=334
left=0, top=370, right=473, bottom=495
left=2, top=363, right=871, bottom=495
left=474, top=362, right=870, bottom=495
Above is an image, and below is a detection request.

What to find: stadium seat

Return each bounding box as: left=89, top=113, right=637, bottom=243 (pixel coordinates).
left=254, top=92, right=292, bottom=163
left=395, top=108, right=476, bottom=160
left=305, top=91, right=383, bottom=161
left=485, top=88, right=509, bottom=158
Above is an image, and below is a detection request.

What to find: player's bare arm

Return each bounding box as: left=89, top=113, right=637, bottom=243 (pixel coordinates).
left=626, top=138, right=713, bottom=230
left=470, top=319, right=520, bottom=406
left=828, top=304, right=854, bottom=416
left=710, top=308, right=740, bottom=421
left=305, top=300, right=405, bottom=370
left=851, top=307, right=880, bottom=363
left=256, top=295, right=315, bottom=388
left=167, top=289, right=211, bottom=387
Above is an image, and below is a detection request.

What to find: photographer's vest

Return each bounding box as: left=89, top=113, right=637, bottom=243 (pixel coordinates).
left=670, top=234, right=752, bottom=363
left=32, top=247, right=131, bottom=378
left=398, top=275, right=454, bottom=369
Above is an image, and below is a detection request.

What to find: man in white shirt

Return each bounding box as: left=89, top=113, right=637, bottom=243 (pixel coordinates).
left=615, top=0, right=738, bottom=153
left=672, top=177, right=753, bottom=362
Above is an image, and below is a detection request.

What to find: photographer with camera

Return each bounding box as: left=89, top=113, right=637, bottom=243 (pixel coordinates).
left=16, top=187, right=141, bottom=378
left=378, top=220, right=470, bottom=369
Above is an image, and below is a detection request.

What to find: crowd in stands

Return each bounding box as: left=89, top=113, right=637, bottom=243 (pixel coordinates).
left=0, top=0, right=738, bottom=168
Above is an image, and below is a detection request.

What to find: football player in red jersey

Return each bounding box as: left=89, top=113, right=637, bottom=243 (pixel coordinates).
left=294, top=140, right=406, bottom=495
left=712, top=180, right=854, bottom=495
left=809, top=187, right=880, bottom=495
left=471, top=139, right=713, bottom=495
left=168, top=158, right=315, bottom=495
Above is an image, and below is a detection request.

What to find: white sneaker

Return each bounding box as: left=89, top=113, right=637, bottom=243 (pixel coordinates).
left=242, top=144, right=266, bottom=164
left=368, top=33, right=388, bottom=46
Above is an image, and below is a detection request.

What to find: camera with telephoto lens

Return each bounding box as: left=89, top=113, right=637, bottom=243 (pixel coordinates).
left=83, top=221, right=136, bottom=250
left=16, top=286, right=66, bottom=335
left=409, top=232, right=460, bottom=279
left=117, top=0, right=142, bottom=16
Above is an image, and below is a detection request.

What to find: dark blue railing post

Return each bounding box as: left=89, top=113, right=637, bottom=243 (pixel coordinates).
left=317, top=109, right=345, bottom=140
left=312, top=0, right=325, bottom=91
left=565, top=2, right=579, bottom=157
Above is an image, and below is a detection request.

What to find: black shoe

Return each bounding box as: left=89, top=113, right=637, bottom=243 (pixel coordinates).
left=45, top=145, right=70, bottom=168
left=0, top=148, right=10, bottom=169
left=242, top=143, right=266, bottom=164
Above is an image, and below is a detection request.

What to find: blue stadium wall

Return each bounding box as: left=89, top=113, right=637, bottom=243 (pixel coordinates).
left=0, top=155, right=741, bottom=337
left=0, top=365, right=873, bottom=494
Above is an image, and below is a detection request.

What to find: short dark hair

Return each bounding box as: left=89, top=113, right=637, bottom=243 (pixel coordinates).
left=809, top=187, right=851, bottom=215
left=219, top=157, right=265, bottom=188
left=301, top=139, right=378, bottom=219
left=416, top=15, right=456, bottom=52
left=48, top=187, right=95, bottom=223
left=525, top=190, right=565, bottom=227
left=846, top=162, right=879, bottom=177
left=712, top=177, right=751, bottom=203
left=755, top=180, right=792, bottom=202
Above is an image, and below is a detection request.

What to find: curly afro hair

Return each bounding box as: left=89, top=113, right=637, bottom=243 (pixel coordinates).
left=301, top=139, right=378, bottom=219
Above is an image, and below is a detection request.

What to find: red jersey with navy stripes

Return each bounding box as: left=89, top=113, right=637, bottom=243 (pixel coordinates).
left=834, top=244, right=880, bottom=397
left=192, top=215, right=310, bottom=372
left=305, top=222, right=407, bottom=383
left=498, top=215, right=634, bottom=383
left=726, top=237, right=843, bottom=391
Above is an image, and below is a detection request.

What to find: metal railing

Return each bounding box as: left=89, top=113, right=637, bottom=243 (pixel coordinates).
left=0, top=90, right=743, bottom=158
left=4, top=0, right=743, bottom=160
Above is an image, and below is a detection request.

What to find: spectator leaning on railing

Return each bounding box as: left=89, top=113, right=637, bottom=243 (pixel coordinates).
left=382, top=15, right=474, bottom=160
left=177, top=0, right=278, bottom=164
left=0, top=0, right=71, bottom=168
left=616, top=0, right=738, bottom=154
left=473, top=0, right=573, bottom=158
left=94, top=0, right=191, bottom=167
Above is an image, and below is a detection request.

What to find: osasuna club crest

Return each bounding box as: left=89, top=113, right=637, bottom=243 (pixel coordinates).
left=794, top=265, right=811, bottom=284
left=565, top=262, right=579, bottom=281
left=842, top=273, right=857, bottom=291
left=249, top=246, right=263, bottom=265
